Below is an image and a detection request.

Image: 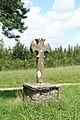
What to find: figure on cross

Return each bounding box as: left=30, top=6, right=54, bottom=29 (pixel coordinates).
left=30, top=38, right=51, bottom=83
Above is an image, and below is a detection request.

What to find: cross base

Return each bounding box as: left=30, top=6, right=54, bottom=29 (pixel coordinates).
left=23, top=83, right=60, bottom=102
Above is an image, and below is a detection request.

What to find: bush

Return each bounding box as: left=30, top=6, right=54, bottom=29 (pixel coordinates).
left=0, top=65, right=2, bottom=71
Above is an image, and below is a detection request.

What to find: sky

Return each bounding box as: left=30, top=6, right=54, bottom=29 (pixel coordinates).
left=0, top=0, right=80, bottom=49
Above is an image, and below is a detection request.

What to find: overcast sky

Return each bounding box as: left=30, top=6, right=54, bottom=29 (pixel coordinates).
left=0, top=0, right=80, bottom=49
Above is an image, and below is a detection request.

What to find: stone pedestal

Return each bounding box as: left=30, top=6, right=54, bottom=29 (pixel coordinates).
left=23, top=83, right=60, bottom=102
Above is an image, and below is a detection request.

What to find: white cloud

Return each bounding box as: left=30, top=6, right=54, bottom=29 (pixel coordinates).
left=65, top=33, right=80, bottom=47
left=21, top=5, right=64, bottom=48
left=46, top=10, right=73, bottom=21
left=64, top=8, right=80, bottom=29
left=53, top=0, right=75, bottom=12
left=73, top=33, right=80, bottom=44
left=0, top=0, right=80, bottom=48
left=46, top=21, right=63, bottom=38
left=20, top=7, right=44, bottom=47
left=18, top=0, right=80, bottom=48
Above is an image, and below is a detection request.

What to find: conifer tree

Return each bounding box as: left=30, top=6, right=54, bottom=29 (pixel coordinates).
left=0, top=0, right=29, bottom=39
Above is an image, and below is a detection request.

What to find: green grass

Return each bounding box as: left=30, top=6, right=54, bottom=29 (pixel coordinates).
left=0, top=86, right=80, bottom=120
left=0, top=65, right=80, bottom=120
left=0, top=65, right=80, bottom=87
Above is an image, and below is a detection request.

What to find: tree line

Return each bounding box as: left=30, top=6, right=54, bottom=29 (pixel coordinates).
left=0, top=1, right=80, bottom=71
left=0, top=39, right=80, bottom=71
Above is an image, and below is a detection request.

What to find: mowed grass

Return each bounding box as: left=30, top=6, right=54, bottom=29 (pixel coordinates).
left=0, top=86, right=80, bottom=120
left=0, top=65, right=80, bottom=87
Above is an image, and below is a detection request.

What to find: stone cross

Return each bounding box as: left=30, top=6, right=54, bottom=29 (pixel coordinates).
left=30, top=38, right=51, bottom=83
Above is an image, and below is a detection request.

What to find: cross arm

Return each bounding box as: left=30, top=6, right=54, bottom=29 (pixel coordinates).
left=30, top=41, right=38, bottom=53
left=44, top=43, right=51, bottom=53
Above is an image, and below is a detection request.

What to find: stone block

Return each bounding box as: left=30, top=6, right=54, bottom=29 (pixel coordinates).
left=23, top=83, right=60, bottom=102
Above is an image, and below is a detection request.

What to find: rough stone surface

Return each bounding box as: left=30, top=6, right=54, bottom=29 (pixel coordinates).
left=30, top=38, right=51, bottom=83
left=23, top=83, right=59, bottom=102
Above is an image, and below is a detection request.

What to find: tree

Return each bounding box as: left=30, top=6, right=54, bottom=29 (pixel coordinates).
left=12, top=40, right=26, bottom=60
left=0, top=0, right=29, bottom=39
left=0, top=39, right=4, bottom=58
left=67, top=44, right=73, bottom=57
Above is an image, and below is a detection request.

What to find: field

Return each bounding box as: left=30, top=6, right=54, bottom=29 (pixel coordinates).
left=0, top=65, right=80, bottom=87
left=0, top=65, right=80, bottom=120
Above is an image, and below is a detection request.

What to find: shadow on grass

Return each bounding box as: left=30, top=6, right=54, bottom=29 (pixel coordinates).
left=0, top=90, right=23, bottom=99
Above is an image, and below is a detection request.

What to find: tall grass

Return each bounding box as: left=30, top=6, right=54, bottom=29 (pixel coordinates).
left=0, top=86, right=80, bottom=120
left=0, top=65, right=80, bottom=87
left=0, top=66, right=80, bottom=119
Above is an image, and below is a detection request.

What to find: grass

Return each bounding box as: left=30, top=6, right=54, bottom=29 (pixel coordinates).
left=0, top=65, right=80, bottom=87
left=0, top=65, right=80, bottom=119
left=0, top=86, right=80, bottom=120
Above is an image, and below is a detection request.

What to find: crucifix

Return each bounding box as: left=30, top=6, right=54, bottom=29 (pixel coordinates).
left=30, top=38, right=51, bottom=83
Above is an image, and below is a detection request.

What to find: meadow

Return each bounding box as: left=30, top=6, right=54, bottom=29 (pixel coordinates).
left=0, top=65, right=80, bottom=87
left=0, top=86, right=80, bottom=120
left=0, top=65, right=80, bottom=120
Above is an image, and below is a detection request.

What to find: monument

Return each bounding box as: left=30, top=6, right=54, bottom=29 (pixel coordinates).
left=23, top=38, right=59, bottom=101
left=30, top=38, right=51, bottom=83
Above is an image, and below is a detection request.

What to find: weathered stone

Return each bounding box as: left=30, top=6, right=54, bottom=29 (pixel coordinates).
left=23, top=83, right=59, bottom=102
left=30, top=38, right=51, bottom=83
left=23, top=38, right=60, bottom=102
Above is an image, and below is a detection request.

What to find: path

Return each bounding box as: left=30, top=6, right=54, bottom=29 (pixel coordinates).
left=0, top=83, right=80, bottom=91
left=0, top=87, right=23, bottom=91
left=55, top=82, right=80, bottom=87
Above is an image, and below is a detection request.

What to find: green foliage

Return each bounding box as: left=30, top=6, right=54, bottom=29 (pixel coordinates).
left=0, top=39, right=4, bottom=58
left=0, top=39, right=80, bottom=70
left=0, top=0, right=29, bottom=39
left=0, top=65, right=2, bottom=71
left=12, top=41, right=26, bottom=60
left=45, top=44, right=80, bottom=67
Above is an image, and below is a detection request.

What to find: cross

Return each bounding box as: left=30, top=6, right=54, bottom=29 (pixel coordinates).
left=30, top=38, right=51, bottom=83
